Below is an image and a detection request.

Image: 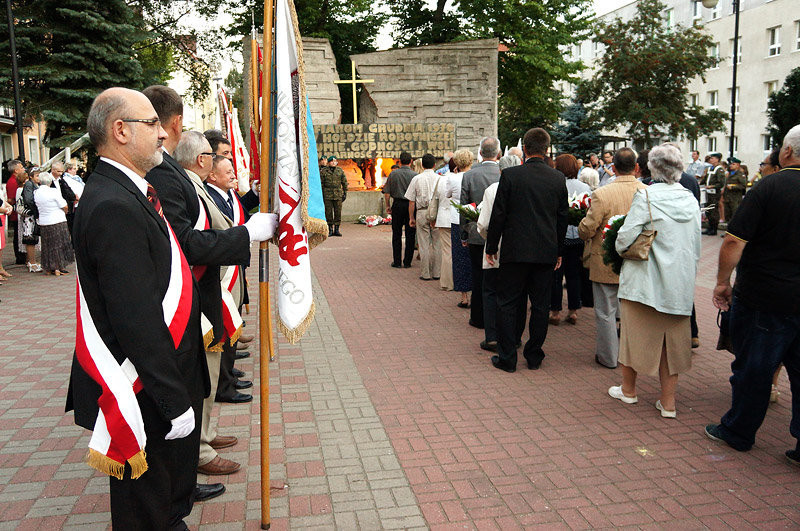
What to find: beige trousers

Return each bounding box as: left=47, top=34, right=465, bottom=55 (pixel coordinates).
left=198, top=350, right=222, bottom=466
left=416, top=210, right=440, bottom=279
left=437, top=227, right=453, bottom=290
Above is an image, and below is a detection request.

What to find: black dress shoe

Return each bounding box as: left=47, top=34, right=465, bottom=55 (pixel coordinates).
left=491, top=355, right=516, bottom=373
left=235, top=351, right=250, bottom=360
left=232, top=368, right=245, bottom=378
left=391, top=262, right=402, bottom=268
left=403, top=263, right=412, bottom=268
left=216, top=392, right=253, bottom=404
left=480, top=340, right=497, bottom=352
left=526, top=359, right=542, bottom=370
left=469, top=319, right=484, bottom=329
left=235, top=379, right=253, bottom=390
left=194, top=482, right=225, bottom=502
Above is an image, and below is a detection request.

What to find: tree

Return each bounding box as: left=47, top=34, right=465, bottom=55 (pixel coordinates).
left=225, top=67, right=247, bottom=140
left=583, top=0, right=726, bottom=148
left=0, top=0, right=149, bottom=147
left=767, top=67, right=800, bottom=148
left=551, top=95, right=604, bottom=156
left=391, top=0, right=461, bottom=48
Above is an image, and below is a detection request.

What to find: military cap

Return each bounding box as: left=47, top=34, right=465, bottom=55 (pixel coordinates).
left=728, top=156, right=741, bottom=164
left=327, top=156, right=337, bottom=162
left=709, top=152, right=722, bottom=160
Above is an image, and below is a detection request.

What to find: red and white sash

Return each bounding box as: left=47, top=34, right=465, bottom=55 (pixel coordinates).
left=191, top=196, right=215, bottom=348
left=75, top=217, right=193, bottom=479
left=218, top=193, right=246, bottom=342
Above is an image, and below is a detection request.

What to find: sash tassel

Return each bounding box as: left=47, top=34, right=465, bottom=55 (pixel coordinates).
left=87, top=447, right=148, bottom=480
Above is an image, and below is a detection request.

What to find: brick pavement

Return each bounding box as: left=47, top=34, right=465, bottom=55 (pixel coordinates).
left=0, top=224, right=798, bottom=529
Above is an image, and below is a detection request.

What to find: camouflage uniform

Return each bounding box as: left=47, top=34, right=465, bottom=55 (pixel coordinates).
left=320, top=165, right=348, bottom=235
left=723, top=169, right=747, bottom=223
left=705, top=165, right=726, bottom=235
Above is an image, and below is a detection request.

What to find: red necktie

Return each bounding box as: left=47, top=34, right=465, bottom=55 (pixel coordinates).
left=146, top=183, right=163, bottom=217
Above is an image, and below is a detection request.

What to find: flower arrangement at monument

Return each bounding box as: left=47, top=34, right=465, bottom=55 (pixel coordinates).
left=567, top=192, right=591, bottom=226
left=356, top=214, right=391, bottom=227
left=451, top=201, right=479, bottom=222
left=602, top=214, right=627, bottom=275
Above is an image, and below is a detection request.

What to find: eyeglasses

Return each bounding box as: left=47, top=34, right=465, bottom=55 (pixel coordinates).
left=200, top=152, right=214, bottom=157
left=759, top=162, right=768, bottom=167
left=121, top=118, right=161, bottom=126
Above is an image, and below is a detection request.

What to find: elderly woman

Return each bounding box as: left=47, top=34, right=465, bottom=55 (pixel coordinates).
left=550, top=154, right=592, bottom=325
left=34, top=172, right=74, bottom=275
left=579, top=167, right=599, bottom=191
left=18, top=167, right=42, bottom=272
left=444, top=149, right=475, bottom=307
left=608, top=144, right=701, bottom=418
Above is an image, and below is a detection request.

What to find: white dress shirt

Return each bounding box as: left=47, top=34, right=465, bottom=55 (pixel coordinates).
left=101, top=157, right=148, bottom=197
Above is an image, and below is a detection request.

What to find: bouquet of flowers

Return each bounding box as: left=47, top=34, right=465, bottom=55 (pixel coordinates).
left=450, top=201, right=480, bottom=222
left=602, top=214, right=627, bottom=275
left=567, top=192, right=591, bottom=226
left=356, top=214, right=390, bottom=227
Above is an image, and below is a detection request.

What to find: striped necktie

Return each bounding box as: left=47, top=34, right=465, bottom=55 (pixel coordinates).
left=146, top=183, right=163, bottom=217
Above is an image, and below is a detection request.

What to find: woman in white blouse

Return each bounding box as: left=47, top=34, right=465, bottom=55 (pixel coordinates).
left=33, top=172, right=74, bottom=276
left=444, top=149, right=475, bottom=308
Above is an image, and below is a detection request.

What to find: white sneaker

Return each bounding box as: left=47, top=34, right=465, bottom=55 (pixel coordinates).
left=608, top=385, right=638, bottom=404
left=655, top=400, right=677, bottom=418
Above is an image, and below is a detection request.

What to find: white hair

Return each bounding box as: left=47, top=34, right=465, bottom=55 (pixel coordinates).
left=479, top=137, right=501, bottom=160
left=38, top=172, right=54, bottom=187
left=579, top=167, right=599, bottom=190
left=648, top=144, right=683, bottom=184
left=783, top=124, right=800, bottom=155
left=499, top=154, right=521, bottom=171
left=174, top=131, right=209, bottom=168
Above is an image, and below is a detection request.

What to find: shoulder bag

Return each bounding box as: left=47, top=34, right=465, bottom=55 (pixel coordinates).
left=619, top=188, right=657, bottom=261
left=426, top=176, right=442, bottom=223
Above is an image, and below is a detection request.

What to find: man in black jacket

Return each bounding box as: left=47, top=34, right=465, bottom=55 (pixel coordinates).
left=485, top=128, right=568, bottom=372
left=50, top=161, right=78, bottom=238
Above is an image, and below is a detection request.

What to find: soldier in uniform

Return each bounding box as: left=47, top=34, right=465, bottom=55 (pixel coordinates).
left=704, top=152, right=725, bottom=235
left=321, top=156, right=348, bottom=237
left=723, top=156, right=747, bottom=226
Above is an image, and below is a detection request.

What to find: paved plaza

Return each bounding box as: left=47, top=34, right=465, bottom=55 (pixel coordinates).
left=0, top=224, right=798, bottom=529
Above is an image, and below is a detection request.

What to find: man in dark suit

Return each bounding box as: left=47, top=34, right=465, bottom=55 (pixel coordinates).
left=486, top=128, right=568, bottom=372
left=382, top=152, right=417, bottom=268
left=50, top=161, right=78, bottom=238
left=66, top=87, right=209, bottom=529
left=460, top=138, right=502, bottom=328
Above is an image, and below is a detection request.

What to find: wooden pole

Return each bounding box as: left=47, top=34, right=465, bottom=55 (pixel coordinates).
left=259, top=0, right=276, bottom=528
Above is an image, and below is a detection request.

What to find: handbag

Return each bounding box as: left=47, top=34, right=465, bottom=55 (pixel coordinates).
left=426, top=177, right=442, bottom=223
left=619, top=188, right=657, bottom=261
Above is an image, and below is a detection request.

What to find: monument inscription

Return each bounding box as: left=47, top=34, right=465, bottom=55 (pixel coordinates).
left=314, top=123, right=456, bottom=159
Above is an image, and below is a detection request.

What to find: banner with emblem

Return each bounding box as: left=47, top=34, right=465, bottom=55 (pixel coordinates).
left=273, top=0, right=327, bottom=343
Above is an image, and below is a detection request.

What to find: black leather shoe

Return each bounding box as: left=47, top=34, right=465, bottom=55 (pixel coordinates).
left=235, top=351, right=250, bottom=360
left=491, top=355, right=516, bottom=373
left=235, top=379, right=253, bottom=390
left=194, top=482, right=225, bottom=502
left=216, top=392, right=253, bottom=404
left=526, top=359, right=542, bottom=370
left=391, top=262, right=402, bottom=268
left=402, top=263, right=412, bottom=268
left=480, top=340, right=497, bottom=352
left=232, top=368, right=245, bottom=378
left=469, top=319, right=484, bottom=329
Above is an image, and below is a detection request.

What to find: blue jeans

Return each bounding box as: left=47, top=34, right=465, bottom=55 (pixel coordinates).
left=718, top=296, right=800, bottom=450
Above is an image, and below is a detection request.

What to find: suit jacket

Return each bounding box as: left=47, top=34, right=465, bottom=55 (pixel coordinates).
left=578, top=174, right=646, bottom=284
left=460, top=161, right=501, bottom=244
left=207, top=184, right=253, bottom=307
left=146, top=152, right=251, bottom=348
left=485, top=157, right=568, bottom=265
left=52, top=178, right=76, bottom=214
left=66, top=160, right=209, bottom=431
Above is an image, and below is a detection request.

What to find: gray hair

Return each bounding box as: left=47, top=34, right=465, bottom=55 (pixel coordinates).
left=38, top=172, right=54, bottom=187
left=509, top=147, right=523, bottom=159
left=87, top=91, right=130, bottom=149
left=7, top=159, right=22, bottom=172
left=579, top=167, right=599, bottom=190
left=51, top=161, right=64, bottom=172
left=479, top=137, right=501, bottom=160
left=783, top=124, right=800, bottom=155
left=648, top=144, right=683, bottom=184
left=499, top=154, right=521, bottom=171
left=174, top=130, right=209, bottom=168
left=65, top=163, right=77, bottom=171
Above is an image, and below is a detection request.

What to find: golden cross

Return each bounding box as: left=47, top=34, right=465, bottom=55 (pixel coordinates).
left=334, top=60, right=374, bottom=124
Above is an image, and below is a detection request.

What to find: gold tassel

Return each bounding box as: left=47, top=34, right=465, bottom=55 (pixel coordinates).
left=229, top=325, right=243, bottom=346
left=207, top=342, right=224, bottom=353
left=202, top=327, right=215, bottom=350
left=278, top=300, right=317, bottom=345
left=86, top=449, right=126, bottom=480
left=127, top=449, right=148, bottom=479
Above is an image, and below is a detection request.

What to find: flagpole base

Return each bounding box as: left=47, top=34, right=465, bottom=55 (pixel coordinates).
left=261, top=524, right=270, bottom=530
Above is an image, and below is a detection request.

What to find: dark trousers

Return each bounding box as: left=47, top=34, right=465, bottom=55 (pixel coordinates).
left=706, top=204, right=719, bottom=233
left=580, top=266, right=594, bottom=308
left=484, top=268, right=526, bottom=343
left=391, top=199, right=416, bottom=266
left=468, top=244, right=485, bottom=327
left=9, top=220, right=25, bottom=263
left=496, top=262, right=553, bottom=368
left=324, top=198, right=342, bottom=225
left=550, top=242, right=584, bottom=311
left=690, top=304, right=698, bottom=338
left=215, top=340, right=237, bottom=401
left=718, top=296, right=800, bottom=451
left=110, top=395, right=201, bottom=530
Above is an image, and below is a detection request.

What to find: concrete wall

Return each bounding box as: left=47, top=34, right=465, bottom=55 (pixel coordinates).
left=352, top=39, right=499, bottom=154
left=341, top=191, right=385, bottom=222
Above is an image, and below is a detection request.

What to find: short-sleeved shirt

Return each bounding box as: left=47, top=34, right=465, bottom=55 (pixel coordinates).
left=404, top=169, right=437, bottom=209
left=382, top=166, right=416, bottom=200
left=727, top=166, right=800, bottom=314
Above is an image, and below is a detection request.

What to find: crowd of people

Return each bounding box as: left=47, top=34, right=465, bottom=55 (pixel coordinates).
left=381, top=125, right=800, bottom=466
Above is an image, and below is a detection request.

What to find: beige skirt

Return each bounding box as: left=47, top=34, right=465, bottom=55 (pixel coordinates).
left=618, top=299, right=692, bottom=377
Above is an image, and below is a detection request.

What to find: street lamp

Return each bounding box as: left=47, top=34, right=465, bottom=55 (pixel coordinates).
left=702, top=0, right=740, bottom=159
left=5, top=0, right=26, bottom=162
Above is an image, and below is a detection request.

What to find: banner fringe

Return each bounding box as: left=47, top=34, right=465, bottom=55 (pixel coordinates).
left=229, top=325, right=243, bottom=346
left=278, top=300, right=316, bottom=345
left=202, top=327, right=215, bottom=350
left=207, top=342, right=225, bottom=353
left=127, top=449, right=148, bottom=479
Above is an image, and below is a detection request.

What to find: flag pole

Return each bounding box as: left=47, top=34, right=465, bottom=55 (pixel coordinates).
left=259, top=0, right=276, bottom=527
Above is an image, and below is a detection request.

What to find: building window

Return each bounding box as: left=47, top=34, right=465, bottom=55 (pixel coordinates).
left=763, top=134, right=774, bottom=156
left=690, top=93, right=699, bottom=107
left=708, top=90, right=719, bottom=110
left=727, top=136, right=739, bottom=155
left=665, top=9, right=675, bottom=29
left=0, top=134, right=12, bottom=161
left=728, top=38, right=742, bottom=64
left=710, top=42, right=720, bottom=66
left=711, top=2, right=720, bottom=19
left=593, top=41, right=602, bottom=58
left=692, top=0, right=702, bottom=20
left=765, top=80, right=778, bottom=110
left=795, top=20, right=800, bottom=51
left=728, top=87, right=740, bottom=114
left=27, top=137, right=40, bottom=164
left=768, top=26, right=781, bottom=56
left=690, top=138, right=699, bottom=152
left=707, top=137, right=717, bottom=153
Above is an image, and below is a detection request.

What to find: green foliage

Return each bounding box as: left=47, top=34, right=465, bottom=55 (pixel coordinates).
left=225, top=67, right=247, bottom=140
left=137, top=40, right=175, bottom=87
left=767, top=67, right=800, bottom=148
left=552, top=92, right=604, bottom=155
left=391, top=0, right=461, bottom=47
left=0, top=0, right=148, bottom=147
left=583, top=0, right=727, bottom=147
left=602, top=215, right=626, bottom=275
